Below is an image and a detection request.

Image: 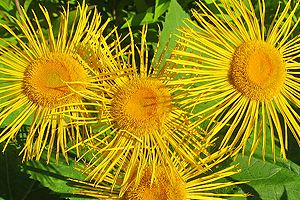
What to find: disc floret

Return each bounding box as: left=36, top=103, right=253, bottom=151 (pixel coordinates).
left=23, top=52, right=87, bottom=107
left=229, top=40, right=286, bottom=101
left=111, top=78, right=172, bottom=136
left=125, top=166, right=187, bottom=200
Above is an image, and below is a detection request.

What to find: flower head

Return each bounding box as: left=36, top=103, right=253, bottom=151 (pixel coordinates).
left=111, top=77, right=172, bottom=136
left=170, top=0, right=300, bottom=159
left=71, top=147, right=246, bottom=199
left=72, top=25, right=205, bottom=186
left=0, top=2, right=114, bottom=162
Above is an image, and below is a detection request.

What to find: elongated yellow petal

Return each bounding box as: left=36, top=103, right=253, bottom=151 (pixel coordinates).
left=170, top=0, right=300, bottom=159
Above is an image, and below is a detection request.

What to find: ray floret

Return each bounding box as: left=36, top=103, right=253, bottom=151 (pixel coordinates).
left=71, top=147, right=247, bottom=199
left=0, top=1, right=116, bottom=162
left=170, top=0, right=300, bottom=159
left=70, top=25, right=206, bottom=187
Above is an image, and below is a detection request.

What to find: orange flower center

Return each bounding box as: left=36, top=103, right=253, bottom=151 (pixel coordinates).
left=23, top=53, right=87, bottom=107
left=111, top=78, right=172, bottom=137
left=125, top=167, right=187, bottom=200
left=229, top=40, right=286, bottom=101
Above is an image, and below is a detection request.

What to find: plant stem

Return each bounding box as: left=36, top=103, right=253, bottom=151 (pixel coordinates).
left=15, top=0, right=24, bottom=18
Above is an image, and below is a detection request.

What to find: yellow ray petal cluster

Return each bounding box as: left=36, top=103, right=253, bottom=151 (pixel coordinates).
left=70, top=25, right=206, bottom=187
left=0, top=1, right=120, bottom=162
left=0, top=0, right=273, bottom=199
left=71, top=147, right=247, bottom=200
left=170, top=0, right=300, bottom=159
left=110, top=77, right=172, bottom=136
left=60, top=22, right=249, bottom=199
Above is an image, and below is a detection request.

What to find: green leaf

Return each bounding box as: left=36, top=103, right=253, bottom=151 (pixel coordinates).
left=24, top=0, right=34, bottom=12
left=0, top=143, right=63, bottom=200
left=22, top=151, right=87, bottom=200
left=154, top=0, right=171, bottom=21
left=229, top=133, right=300, bottom=199
left=0, top=0, right=14, bottom=12
left=121, top=8, right=154, bottom=28
left=154, top=0, right=189, bottom=68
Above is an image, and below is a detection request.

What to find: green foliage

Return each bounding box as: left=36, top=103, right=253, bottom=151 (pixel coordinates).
left=0, top=0, right=300, bottom=200
left=0, top=143, right=63, bottom=200
left=121, top=0, right=171, bottom=28
left=22, top=155, right=88, bottom=200
left=154, top=0, right=189, bottom=69
left=229, top=132, right=300, bottom=200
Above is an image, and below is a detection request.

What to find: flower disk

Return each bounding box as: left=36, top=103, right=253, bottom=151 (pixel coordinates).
left=169, top=0, right=300, bottom=158
left=125, top=167, right=187, bottom=200
left=229, top=41, right=286, bottom=101
left=23, top=53, right=87, bottom=107
left=111, top=78, right=172, bottom=136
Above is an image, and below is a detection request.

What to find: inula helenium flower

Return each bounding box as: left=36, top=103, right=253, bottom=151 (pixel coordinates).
left=72, top=26, right=205, bottom=187
left=71, top=147, right=246, bottom=199
left=0, top=2, right=107, bottom=162
left=171, top=0, right=300, bottom=159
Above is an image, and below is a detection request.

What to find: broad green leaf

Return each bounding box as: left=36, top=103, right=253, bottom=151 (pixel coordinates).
left=0, top=143, right=63, bottom=200
left=22, top=151, right=87, bottom=200
left=154, top=0, right=171, bottom=21
left=0, top=0, right=14, bottom=12
left=229, top=133, right=300, bottom=199
left=121, top=8, right=154, bottom=28
left=154, top=0, right=189, bottom=68
left=24, top=0, right=34, bottom=12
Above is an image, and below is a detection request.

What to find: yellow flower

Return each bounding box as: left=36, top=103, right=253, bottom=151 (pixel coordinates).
left=71, top=147, right=246, bottom=199
left=0, top=2, right=111, bottom=162
left=170, top=0, right=300, bottom=159
left=72, top=25, right=205, bottom=186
